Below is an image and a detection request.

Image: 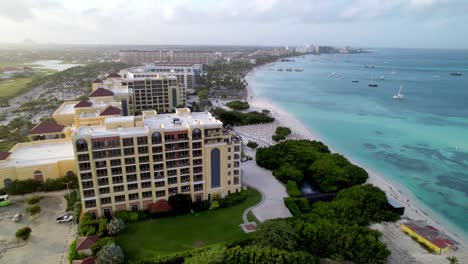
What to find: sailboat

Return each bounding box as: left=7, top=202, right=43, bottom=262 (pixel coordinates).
left=391, top=67, right=396, bottom=75
left=380, top=75, right=385, bottom=80
left=368, top=76, right=378, bottom=87
left=393, top=85, right=404, bottom=99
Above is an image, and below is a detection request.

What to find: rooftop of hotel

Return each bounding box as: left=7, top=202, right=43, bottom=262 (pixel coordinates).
left=0, top=140, right=74, bottom=168
left=29, top=123, right=66, bottom=135
left=73, top=109, right=223, bottom=138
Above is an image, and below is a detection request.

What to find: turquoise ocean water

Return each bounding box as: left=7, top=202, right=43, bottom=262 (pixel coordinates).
left=247, top=48, right=468, bottom=241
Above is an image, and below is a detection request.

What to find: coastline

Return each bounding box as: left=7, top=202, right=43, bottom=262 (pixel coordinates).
left=243, top=64, right=468, bottom=249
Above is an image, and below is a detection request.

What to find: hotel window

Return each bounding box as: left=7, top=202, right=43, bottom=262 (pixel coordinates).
left=80, top=172, right=92, bottom=180
left=115, top=195, right=125, bottom=203
left=167, top=169, right=177, bottom=176
left=228, top=181, right=231, bottom=185
left=138, top=146, right=148, bottom=154
left=82, top=181, right=93, bottom=189
left=125, top=157, right=135, bottom=165
left=168, top=177, right=177, bottom=185
left=108, top=149, right=121, bottom=157
left=156, top=190, right=166, bottom=197
left=131, top=204, right=139, bottom=211
left=113, top=185, right=124, bottom=193
left=155, top=181, right=165, bottom=188
left=76, top=139, right=88, bottom=152
left=123, top=147, right=135, bottom=156
left=83, top=189, right=95, bottom=198
left=154, top=172, right=164, bottom=179
left=181, top=175, right=190, bottom=183
left=142, top=191, right=152, bottom=198
left=228, top=147, right=231, bottom=152
left=99, top=187, right=110, bottom=194
left=168, top=187, right=178, bottom=195
left=181, top=185, right=190, bottom=193
left=139, top=156, right=150, bottom=163
left=123, top=138, right=134, bottom=147
left=79, top=162, right=91, bottom=171
left=98, top=178, right=109, bottom=186
left=128, top=183, right=138, bottom=190
left=137, top=136, right=148, bottom=145
left=141, top=181, right=152, bottom=189
left=110, top=159, right=121, bottom=167
left=111, top=167, right=122, bottom=176
left=127, top=174, right=137, bottom=182
left=112, top=176, right=123, bottom=184
left=152, top=146, right=163, bottom=153
left=100, top=197, right=111, bottom=205
left=228, top=156, right=231, bottom=160
left=126, top=165, right=137, bottom=173
left=141, top=172, right=151, bottom=180
left=129, top=193, right=139, bottom=200
left=140, top=163, right=150, bottom=171
left=84, top=200, right=96, bottom=208
left=195, top=194, right=202, bottom=202
left=78, top=154, right=89, bottom=161
left=92, top=140, right=106, bottom=149
left=194, top=183, right=203, bottom=191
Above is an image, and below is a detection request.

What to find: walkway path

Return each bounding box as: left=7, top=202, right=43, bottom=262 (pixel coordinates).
left=241, top=149, right=292, bottom=223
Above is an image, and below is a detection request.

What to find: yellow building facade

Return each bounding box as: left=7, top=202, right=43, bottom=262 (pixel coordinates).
left=72, top=108, right=241, bottom=218
left=0, top=139, right=77, bottom=189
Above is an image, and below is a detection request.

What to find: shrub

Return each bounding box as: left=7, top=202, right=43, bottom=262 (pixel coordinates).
left=73, top=202, right=82, bottom=223
left=25, top=195, right=42, bottom=205
left=275, top=126, right=291, bottom=136
left=7, top=179, right=41, bottom=195
left=211, top=107, right=274, bottom=126
left=26, top=204, right=41, bottom=215
left=284, top=197, right=302, bottom=217
left=272, top=133, right=285, bottom=142
left=81, top=225, right=96, bottom=236
left=43, top=174, right=78, bottom=192
left=97, top=218, right=108, bottom=237
left=91, top=237, right=115, bottom=255
left=192, top=200, right=211, bottom=212
left=218, top=191, right=248, bottom=208
left=69, top=239, right=86, bottom=263
left=246, top=141, right=258, bottom=149
left=286, top=181, right=301, bottom=197
left=65, top=191, right=79, bottom=211
left=107, top=218, right=125, bottom=236
left=0, top=188, right=6, bottom=195
left=79, top=212, right=98, bottom=236
left=274, top=163, right=304, bottom=182
left=168, top=194, right=192, bottom=214
left=95, top=243, right=124, bottom=264
left=225, top=100, right=249, bottom=110
left=137, top=210, right=150, bottom=221
left=6, top=175, right=79, bottom=195
left=15, top=226, right=32, bottom=240
left=113, top=211, right=138, bottom=223
left=209, top=200, right=220, bottom=210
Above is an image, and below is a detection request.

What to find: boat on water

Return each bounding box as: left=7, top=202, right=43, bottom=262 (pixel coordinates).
left=368, top=77, right=378, bottom=87
left=450, top=72, right=462, bottom=76
left=352, top=80, right=359, bottom=83
left=286, top=68, right=293, bottom=72
left=277, top=68, right=284, bottom=71
left=391, top=67, right=397, bottom=75
left=294, top=68, right=304, bottom=72
left=380, top=75, right=385, bottom=80
left=393, top=85, right=405, bottom=99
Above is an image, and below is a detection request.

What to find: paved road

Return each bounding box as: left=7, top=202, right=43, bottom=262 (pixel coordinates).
left=241, top=149, right=292, bottom=222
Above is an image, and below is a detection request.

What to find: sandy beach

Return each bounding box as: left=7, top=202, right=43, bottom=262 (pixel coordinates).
left=233, top=65, right=468, bottom=263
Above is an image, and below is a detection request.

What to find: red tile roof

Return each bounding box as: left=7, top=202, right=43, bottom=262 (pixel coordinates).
left=92, top=79, right=103, bottom=84
left=72, top=256, right=96, bottom=264
left=100, top=106, right=121, bottom=116
left=74, top=100, right=93, bottom=108
left=107, top=72, right=121, bottom=78
left=0, top=152, right=12, bottom=160
left=76, top=235, right=99, bottom=251
left=89, top=88, right=114, bottom=97
left=403, top=221, right=458, bottom=249
left=29, top=123, right=65, bottom=135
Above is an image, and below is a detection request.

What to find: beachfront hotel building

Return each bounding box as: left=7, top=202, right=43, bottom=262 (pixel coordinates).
left=120, top=63, right=202, bottom=92
left=119, top=50, right=218, bottom=65
left=73, top=108, right=241, bottom=218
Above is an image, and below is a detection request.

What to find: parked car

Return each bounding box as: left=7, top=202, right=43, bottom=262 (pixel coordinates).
left=12, top=213, right=21, bottom=222
left=56, top=213, right=73, bottom=223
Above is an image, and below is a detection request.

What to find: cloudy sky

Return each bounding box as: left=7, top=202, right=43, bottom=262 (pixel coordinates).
left=0, top=0, right=467, bottom=48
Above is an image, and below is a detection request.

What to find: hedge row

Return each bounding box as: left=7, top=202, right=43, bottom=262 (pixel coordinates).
left=5, top=175, right=78, bottom=195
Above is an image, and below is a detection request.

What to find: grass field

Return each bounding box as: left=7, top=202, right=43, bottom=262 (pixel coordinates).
left=116, top=188, right=261, bottom=261
left=0, top=77, right=36, bottom=99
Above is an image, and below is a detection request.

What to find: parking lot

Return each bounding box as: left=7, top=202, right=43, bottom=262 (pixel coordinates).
left=0, top=191, right=76, bottom=264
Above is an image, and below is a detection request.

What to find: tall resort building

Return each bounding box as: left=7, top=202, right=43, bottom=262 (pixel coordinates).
left=73, top=108, right=241, bottom=218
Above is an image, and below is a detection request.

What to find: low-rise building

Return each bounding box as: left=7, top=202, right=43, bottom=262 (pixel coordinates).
left=401, top=221, right=458, bottom=254
left=73, top=108, right=241, bottom=218
left=0, top=139, right=76, bottom=189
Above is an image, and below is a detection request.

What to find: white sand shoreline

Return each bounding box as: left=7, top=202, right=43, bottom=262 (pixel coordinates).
left=242, top=64, right=467, bottom=251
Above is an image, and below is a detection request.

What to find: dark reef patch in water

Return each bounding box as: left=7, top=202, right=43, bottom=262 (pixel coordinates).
left=374, top=151, right=432, bottom=172
left=379, top=144, right=392, bottom=149
left=375, top=131, right=384, bottom=135
left=402, top=145, right=468, bottom=169
left=363, top=143, right=377, bottom=150
left=436, top=173, right=468, bottom=197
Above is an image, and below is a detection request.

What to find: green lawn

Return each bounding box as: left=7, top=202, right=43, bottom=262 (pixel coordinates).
left=116, top=188, right=261, bottom=261
left=0, top=77, right=35, bottom=99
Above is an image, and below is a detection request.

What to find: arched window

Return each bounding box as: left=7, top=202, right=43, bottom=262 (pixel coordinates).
left=66, top=171, right=75, bottom=177
left=3, top=178, right=12, bottom=189
left=75, top=139, right=88, bottom=152
left=34, top=170, right=44, bottom=182
left=192, top=128, right=201, bottom=140
left=151, top=132, right=162, bottom=144
left=211, top=148, right=221, bottom=188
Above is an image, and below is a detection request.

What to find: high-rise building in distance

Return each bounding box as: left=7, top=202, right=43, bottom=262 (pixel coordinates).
left=119, top=50, right=218, bottom=65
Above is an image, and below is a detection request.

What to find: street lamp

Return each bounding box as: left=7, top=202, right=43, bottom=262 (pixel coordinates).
left=64, top=181, right=72, bottom=199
